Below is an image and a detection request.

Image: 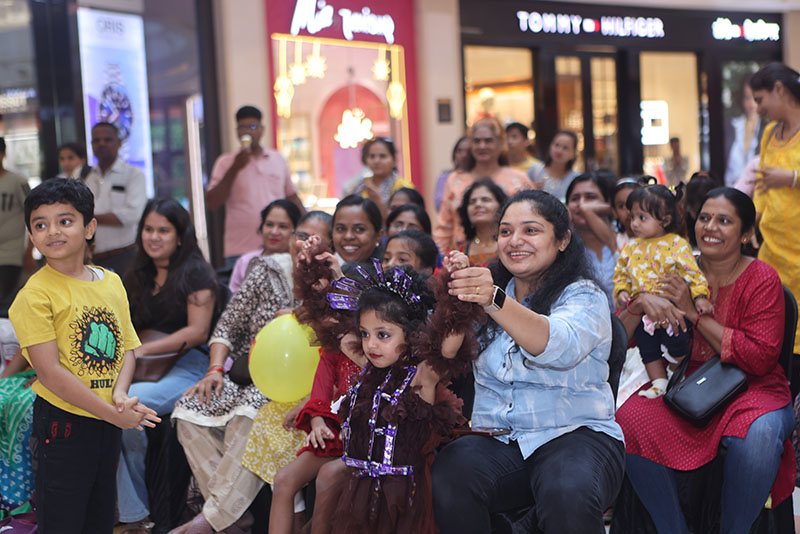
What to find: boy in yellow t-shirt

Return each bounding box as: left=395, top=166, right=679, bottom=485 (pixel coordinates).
left=8, top=178, right=159, bottom=532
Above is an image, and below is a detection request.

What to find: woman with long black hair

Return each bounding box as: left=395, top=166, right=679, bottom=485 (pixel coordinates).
left=117, top=198, right=219, bottom=533
left=433, top=190, right=624, bottom=533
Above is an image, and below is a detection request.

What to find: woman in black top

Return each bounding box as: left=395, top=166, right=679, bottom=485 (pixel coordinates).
left=117, top=198, right=219, bottom=533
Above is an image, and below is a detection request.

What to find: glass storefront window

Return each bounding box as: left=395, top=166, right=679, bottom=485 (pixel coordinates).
left=721, top=61, right=763, bottom=186
left=73, top=0, right=205, bottom=205
left=271, top=34, right=411, bottom=208
left=140, top=0, right=204, bottom=204
left=555, top=56, right=584, bottom=169
left=464, top=45, right=535, bottom=143
left=640, top=52, right=700, bottom=185
left=0, top=1, right=39, bottom=186
left=590, top=57, right=618, bottom=174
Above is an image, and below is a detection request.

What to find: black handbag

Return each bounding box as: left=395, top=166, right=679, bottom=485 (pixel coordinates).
left=663, top=355, right=748, bottom=427
left=228, top=354, right=252, bottom=386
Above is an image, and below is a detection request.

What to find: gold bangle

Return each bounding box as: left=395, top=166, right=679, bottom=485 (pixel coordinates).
left=793, top=170, right=798, bottom=189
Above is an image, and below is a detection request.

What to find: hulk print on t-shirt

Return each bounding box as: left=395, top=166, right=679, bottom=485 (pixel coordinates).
left=69, top=306, right=123, bottom=379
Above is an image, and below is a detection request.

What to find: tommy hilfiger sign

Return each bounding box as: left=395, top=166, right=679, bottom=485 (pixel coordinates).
left=515, top=10, right=665, bottom=39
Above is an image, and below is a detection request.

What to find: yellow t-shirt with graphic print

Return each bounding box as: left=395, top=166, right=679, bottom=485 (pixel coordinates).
left=9, top=264, right=140, bottom=418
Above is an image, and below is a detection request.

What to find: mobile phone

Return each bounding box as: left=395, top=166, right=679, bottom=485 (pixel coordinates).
left=453, top=427, right=511, bottom=437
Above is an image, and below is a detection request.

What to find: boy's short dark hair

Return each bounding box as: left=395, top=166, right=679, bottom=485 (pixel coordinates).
left=236, top=105, right=262, bottom=122
left=506, top=122, right=529, bottom=137
left=24, top=178, right=95, bottom=232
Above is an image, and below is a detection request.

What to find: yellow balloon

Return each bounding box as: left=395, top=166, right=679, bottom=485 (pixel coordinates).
left=249, top=314, right=320, bottom=403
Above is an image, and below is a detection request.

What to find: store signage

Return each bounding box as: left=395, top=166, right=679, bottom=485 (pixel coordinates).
left=77, top=7, right=154, bottom=197
left=516, top=10, right=664, bottom=39
left=0, top=88, right=35, bottom=113
left=711, top=17, right=780, bottom=42
left=291, top=0, right=396, bottom=44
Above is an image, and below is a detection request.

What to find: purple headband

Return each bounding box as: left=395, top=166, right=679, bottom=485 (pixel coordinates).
left=327, top=258, right=421, bottom=311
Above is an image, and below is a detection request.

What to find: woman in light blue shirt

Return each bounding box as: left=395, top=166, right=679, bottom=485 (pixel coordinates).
left=432, top=190, right=624, bottom=534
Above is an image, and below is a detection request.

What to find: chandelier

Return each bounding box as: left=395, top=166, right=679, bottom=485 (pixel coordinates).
left=335, top=70, right=374, bottom=149
left=334, top=108, right=373, bottom=149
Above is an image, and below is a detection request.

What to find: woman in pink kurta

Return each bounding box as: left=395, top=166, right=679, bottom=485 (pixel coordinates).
left=615, top=187, right=794, bottom=534
left=433, top=117, right=531, bottom=253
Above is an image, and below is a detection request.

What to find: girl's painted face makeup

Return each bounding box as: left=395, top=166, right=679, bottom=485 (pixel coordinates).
left=359, top=310, right=405, bottom=368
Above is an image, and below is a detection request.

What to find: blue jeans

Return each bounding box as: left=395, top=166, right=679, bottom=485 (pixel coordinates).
left=116, top=348, right=207, bottom=522
left=626, top=403, right=794, bottom=534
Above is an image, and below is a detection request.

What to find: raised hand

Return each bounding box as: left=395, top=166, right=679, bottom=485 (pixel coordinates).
left=443, top=250, right=470, bottom=273
left=441, top=331, right=466, bottom=359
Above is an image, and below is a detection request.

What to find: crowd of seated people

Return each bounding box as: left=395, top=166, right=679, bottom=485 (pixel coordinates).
left=3, top=61, right=800, bottom=534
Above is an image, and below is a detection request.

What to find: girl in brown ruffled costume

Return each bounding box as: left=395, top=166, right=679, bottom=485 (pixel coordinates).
left=280, top=238, right=481, bottom=534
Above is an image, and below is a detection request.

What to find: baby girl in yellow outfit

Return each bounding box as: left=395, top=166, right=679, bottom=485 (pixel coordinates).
left=614, top=185, right=713, bottom=398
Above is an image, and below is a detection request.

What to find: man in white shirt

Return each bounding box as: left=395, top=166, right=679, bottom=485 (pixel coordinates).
left=84, top=122, right=146, bottom=274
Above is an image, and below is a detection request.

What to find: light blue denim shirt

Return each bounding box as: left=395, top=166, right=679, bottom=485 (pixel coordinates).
left=587, top=245, right=615, bottom=311
left=471, top=278, right=624, bottom=459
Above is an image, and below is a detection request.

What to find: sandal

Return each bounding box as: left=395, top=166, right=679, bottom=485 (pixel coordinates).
left=120, top=519, right=154, bottom=534
left=183, top=514, right=214, bottom=534
left=220, top=511, right=254, bottom=534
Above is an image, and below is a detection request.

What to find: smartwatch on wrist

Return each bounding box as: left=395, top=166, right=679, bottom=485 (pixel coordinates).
left=485, top=285, right=506, bottom=313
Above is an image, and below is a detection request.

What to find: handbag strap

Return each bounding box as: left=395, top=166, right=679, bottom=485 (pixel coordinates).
left=665, top=355, right=691, bottom=392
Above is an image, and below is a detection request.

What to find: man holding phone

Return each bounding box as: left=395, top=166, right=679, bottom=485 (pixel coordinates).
left=206, top=105, right=305, bottom=266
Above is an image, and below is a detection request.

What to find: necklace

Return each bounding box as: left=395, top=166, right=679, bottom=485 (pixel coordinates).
left=779, top=120, right=800, bottom=142
left=702, top=255, right=741, bottom=303
left=473, top=234, right=496, bottom=246
left=85, top=266, right=96, bottom=282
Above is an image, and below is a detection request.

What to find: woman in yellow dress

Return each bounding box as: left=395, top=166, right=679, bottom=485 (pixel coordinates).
left=750, top=62, right=800, bottom=353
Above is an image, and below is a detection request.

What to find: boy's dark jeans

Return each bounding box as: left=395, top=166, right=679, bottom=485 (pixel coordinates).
left=31, top=397, right=121, bottom=534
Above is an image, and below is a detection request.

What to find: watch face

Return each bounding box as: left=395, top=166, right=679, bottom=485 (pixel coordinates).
left=99, top=84, right=133, bottom=140
left=493, top=286, right=506, bottom=310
